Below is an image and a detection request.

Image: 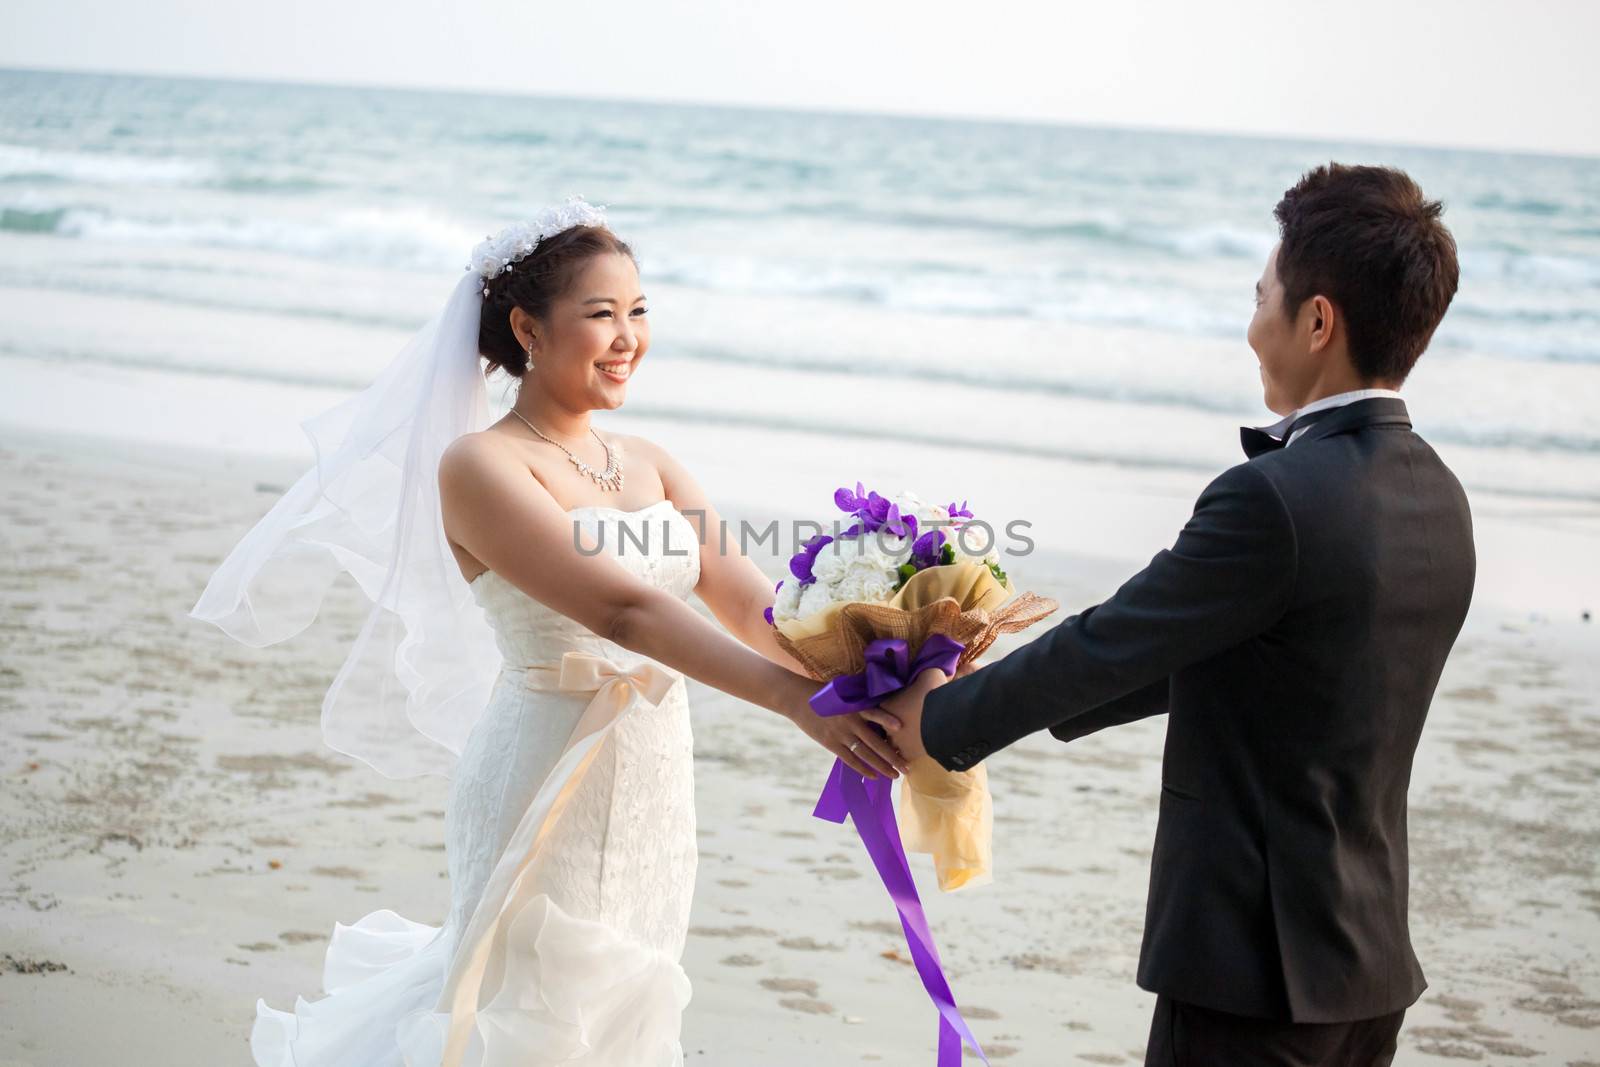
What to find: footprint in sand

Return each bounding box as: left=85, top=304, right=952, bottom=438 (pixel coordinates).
left=278, top=931, right=324, bottom=945
left=778, top=998, right=833, bottom=1015
left=760, top=977, right=819, bottom=997
left=778, top=936, right=841, bottom=951
left=309, top=865, right=364, bottom=880
left=327, top=791, right=401, bottom=809
left=689, top=924, right=777, bottom=939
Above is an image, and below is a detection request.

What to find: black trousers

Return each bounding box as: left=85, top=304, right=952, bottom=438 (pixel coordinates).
left=1144, top=995, right=1405, bottom=1067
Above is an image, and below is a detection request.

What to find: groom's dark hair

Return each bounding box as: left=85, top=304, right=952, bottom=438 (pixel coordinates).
left=1273, top=163, right=1459, bottom=384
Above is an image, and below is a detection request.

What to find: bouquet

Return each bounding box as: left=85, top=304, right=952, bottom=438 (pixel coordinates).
left=764, top=484, right=1057, bottom=1066
left=768, top=484, right=1057, bottom=890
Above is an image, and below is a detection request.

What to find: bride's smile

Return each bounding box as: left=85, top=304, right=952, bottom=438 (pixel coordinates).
left=596, top=355, right=634, bottom=382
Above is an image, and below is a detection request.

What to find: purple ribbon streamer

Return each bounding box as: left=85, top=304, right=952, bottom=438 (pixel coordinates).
left=810, top=636, right=987, bottom=1067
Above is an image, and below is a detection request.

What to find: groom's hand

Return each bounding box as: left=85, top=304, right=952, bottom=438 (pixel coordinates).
left=881, top=667, right=949, bottom=763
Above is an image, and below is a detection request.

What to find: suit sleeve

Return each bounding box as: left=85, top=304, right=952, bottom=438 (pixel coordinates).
left=1045, top=678, right=1170, bottom=744
left=922, top=462, right=1297, bottom=770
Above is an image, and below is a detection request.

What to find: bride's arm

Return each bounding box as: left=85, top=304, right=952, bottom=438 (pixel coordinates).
left=631, top=441, right=808, bottom=673
left=439, top=433, right=904, bottom=779
left=640, top=439, right=908, bottom=776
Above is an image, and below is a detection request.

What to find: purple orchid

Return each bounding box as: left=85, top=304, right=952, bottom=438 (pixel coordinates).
left=882, top=505, right=917, bottom=540
left=945, top=500, right=973, bottom=525
left=764, top=579, right=783, bottom=626
left=835, top=482, right=918, bottom=540
left=788, top=534, right=834, bottom=584
left=834, top=481, right=869, bottom=513
left=910, top=529, right=947, bottom=570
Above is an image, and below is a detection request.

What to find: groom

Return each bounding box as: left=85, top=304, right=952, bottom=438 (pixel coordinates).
left=884, top=163, right=1472, bottom=1067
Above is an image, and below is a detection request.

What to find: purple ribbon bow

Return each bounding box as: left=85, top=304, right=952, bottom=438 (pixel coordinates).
left=810, top=635, right=987, bottom=1066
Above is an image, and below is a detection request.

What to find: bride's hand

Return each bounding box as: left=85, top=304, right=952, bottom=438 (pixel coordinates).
left=791, top=708, right=909, bottom=780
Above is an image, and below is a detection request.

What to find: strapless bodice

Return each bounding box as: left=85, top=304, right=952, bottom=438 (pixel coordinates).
left=467, top=499, right=701, bottom=669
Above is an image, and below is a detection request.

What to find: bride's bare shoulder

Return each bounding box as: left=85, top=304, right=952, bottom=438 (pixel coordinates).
left=610, top=433, right=706, bottom=500
left=609, top=431, right=663, bottom=461
left=439, top=427, right=522, bottom=487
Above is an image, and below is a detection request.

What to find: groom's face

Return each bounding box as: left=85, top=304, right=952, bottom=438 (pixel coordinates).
left=1248, top=243, right=1310, bottom=415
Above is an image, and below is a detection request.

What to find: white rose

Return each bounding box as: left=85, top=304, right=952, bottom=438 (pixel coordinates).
left=853, top=532, right=905, bottom=569
left=831, top=572, right=866, bottom=604
left=856, top=572, right=894, bottom=603
left=797, top=581, right=835, bottom=619
left=810, top=546, right=848, bottom=584
left=843, top=554, right=893, bottom=583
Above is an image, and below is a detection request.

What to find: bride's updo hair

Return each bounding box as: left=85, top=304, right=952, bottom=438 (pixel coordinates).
left=478, top=224, right=637, bottom=378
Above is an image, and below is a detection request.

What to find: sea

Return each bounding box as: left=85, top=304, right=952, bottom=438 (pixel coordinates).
left=1, top=67, right=1597, bottom=507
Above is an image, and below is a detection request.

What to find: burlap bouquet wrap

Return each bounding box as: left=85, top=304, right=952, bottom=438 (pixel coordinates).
left=774, top=561, right=1057, bottom=891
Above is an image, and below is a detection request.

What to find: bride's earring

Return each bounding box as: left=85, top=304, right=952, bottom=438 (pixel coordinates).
left=525, top=338, right=536, bottom=374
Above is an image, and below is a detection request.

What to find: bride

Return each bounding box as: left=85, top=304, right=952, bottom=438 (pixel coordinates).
left=190, top=198, right=906, bottom=1066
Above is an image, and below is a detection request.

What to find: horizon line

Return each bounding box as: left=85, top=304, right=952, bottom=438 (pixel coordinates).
left=3, top=61, right=1596, bottom=164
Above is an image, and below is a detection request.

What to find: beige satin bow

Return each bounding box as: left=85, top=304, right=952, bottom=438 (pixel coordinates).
left=437, top=650, right=680, bottom=1067
left=543, top=650, right=678, bottom=737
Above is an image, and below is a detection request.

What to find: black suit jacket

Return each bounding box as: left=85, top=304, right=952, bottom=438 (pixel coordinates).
left=922, top=398, right=1475, bottom=1023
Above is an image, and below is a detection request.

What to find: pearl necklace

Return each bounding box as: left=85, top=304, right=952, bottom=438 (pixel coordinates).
left=508, top=409, right=624, bottom=492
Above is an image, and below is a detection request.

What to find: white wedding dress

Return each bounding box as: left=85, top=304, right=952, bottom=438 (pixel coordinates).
left=251, top=500, right=702, bottom=1066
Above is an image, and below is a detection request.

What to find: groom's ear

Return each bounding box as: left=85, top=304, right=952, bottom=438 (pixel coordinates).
left=1306, top=294, right=1337, bottom=353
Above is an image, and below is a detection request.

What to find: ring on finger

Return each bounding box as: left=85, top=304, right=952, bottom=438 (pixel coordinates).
left=848, top=740, right=863, bottom=754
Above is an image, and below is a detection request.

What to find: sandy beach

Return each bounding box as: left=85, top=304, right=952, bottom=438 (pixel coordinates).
left=2, top=417, right=1597, bottom=1067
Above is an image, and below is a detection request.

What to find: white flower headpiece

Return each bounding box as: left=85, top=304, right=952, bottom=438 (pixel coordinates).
left=467, top=195, right=609, bottom=296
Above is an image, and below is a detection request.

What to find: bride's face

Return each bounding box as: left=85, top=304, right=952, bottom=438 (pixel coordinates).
left=527, top=253, right=650, bottom=411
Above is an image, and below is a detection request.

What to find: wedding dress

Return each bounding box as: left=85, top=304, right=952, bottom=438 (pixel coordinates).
left=251, top=500, right=702, bottom=1067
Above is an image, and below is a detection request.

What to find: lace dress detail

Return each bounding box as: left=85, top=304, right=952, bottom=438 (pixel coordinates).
left=251, top=500, right=702, bottom=1067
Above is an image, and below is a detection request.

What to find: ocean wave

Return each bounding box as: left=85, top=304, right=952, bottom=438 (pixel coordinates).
left=0, top=141, right=216, bottom=186
left=1460, top=247, right=1600, bottom=288
left=7, top=198, right=1589, bottom=365
left=646, top=251, right=1246, bottom=336
left=0, top=206, right=68, bottom=234
left=213, top=173, right=334, bottom=194
left=787, top=202, right=1275, bottom=261
left=0, top=142, right=332, bottom=196
left=473, top=130, right=553, bottom=147
left=1469, top=192, right=1563, bottom=216
left=0, top=198, right=471, bottom=271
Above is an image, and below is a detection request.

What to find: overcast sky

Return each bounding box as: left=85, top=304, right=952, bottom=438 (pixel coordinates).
left=4, top=0, right=1596, bottom=157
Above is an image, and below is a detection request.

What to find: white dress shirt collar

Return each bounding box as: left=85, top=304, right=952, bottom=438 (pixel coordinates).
left=1256, top=388, right=1405, bottom=447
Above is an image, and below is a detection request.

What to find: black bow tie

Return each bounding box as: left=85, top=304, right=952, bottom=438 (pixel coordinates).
left=1240, top=426, right=1286, bottom=459
left=1240, top=410, right=1332, bottom=459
